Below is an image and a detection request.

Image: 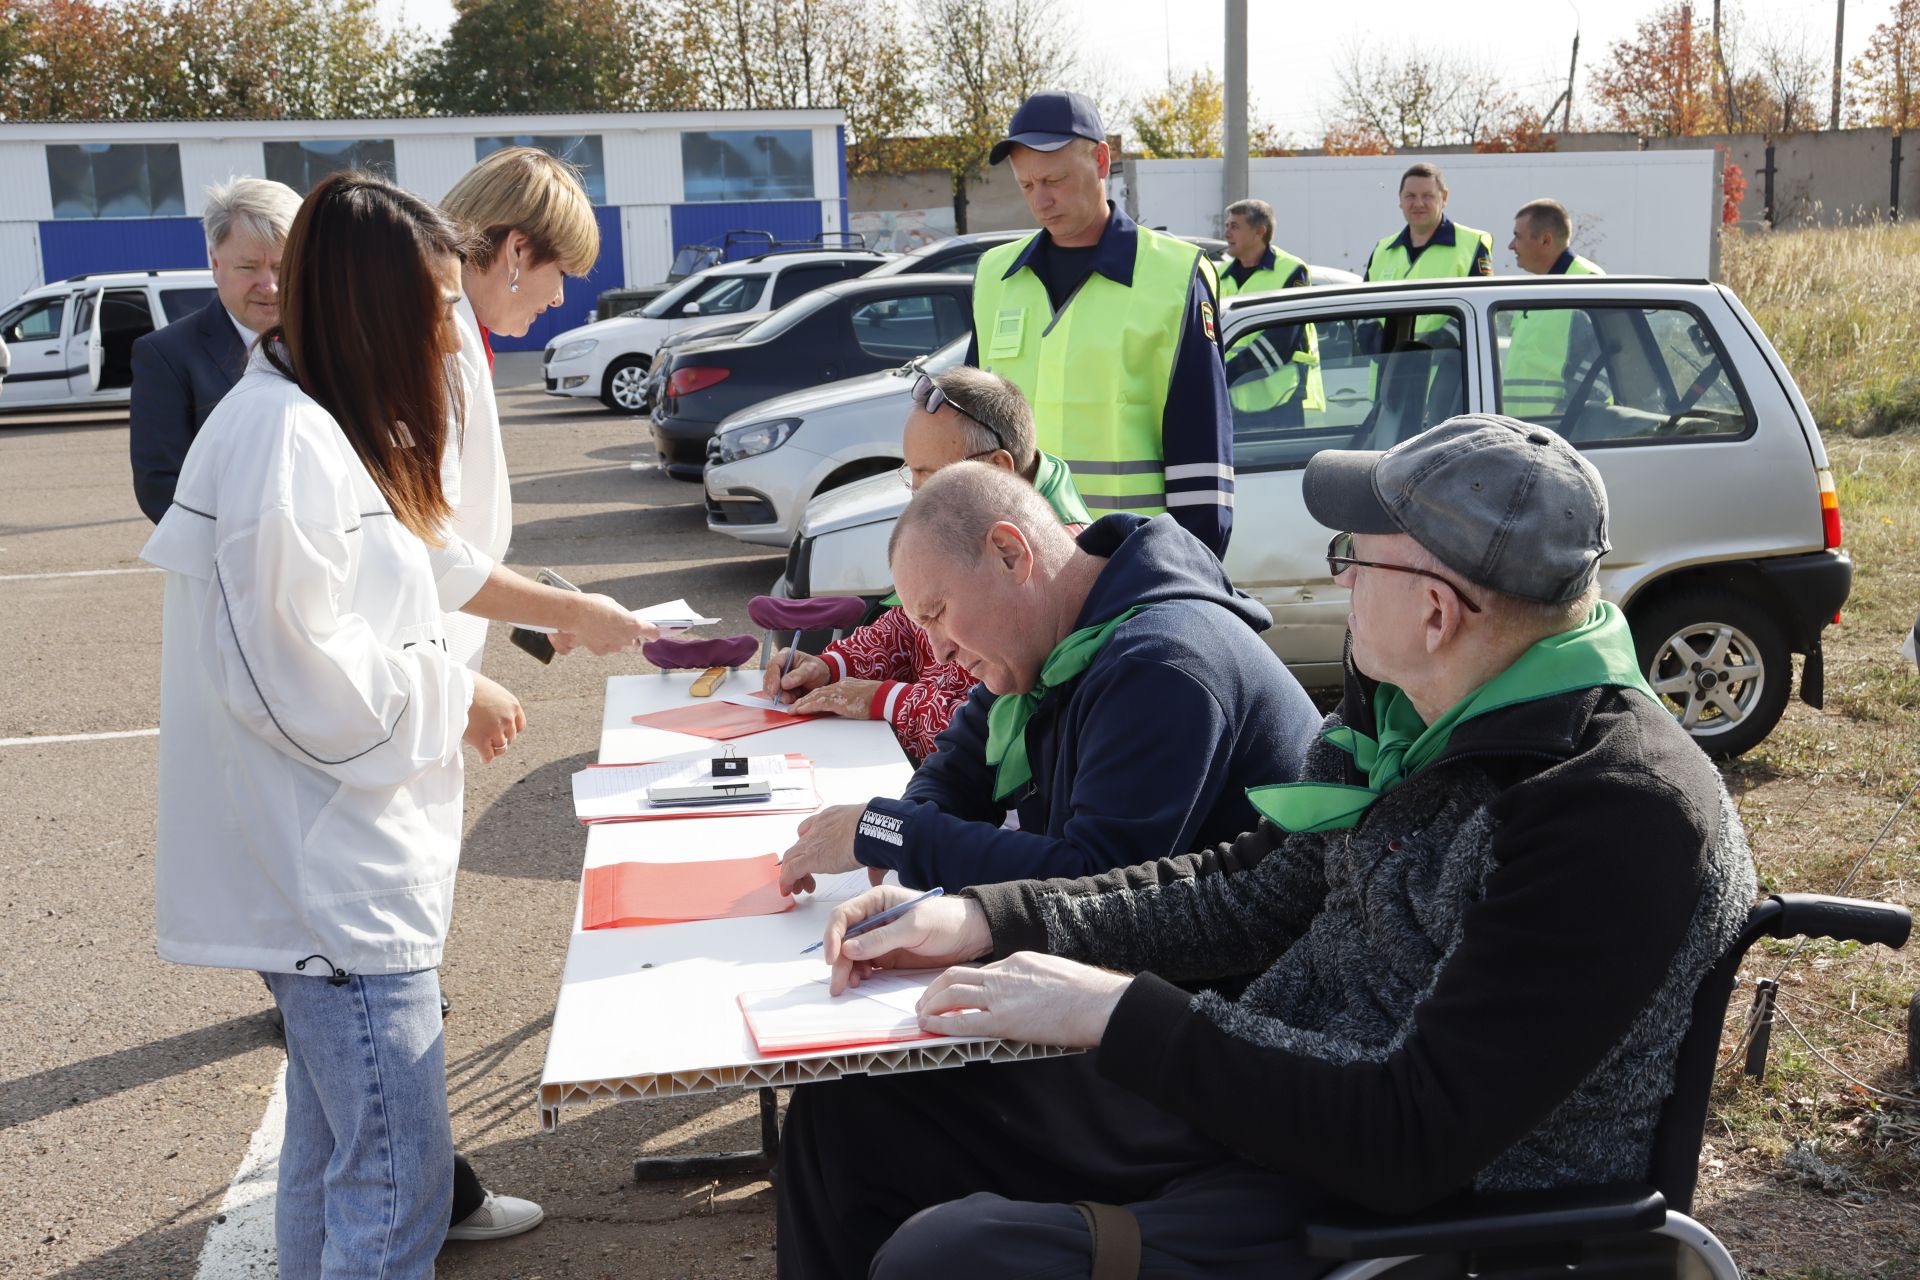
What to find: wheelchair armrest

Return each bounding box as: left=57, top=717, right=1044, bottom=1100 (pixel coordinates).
left=1768, top=893, right=1911, bottom=951
left=1301, top=1184, right=1667, bottom=1260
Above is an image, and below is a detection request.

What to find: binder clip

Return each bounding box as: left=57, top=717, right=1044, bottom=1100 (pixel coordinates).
left=712, top=747, right=749, bottom=777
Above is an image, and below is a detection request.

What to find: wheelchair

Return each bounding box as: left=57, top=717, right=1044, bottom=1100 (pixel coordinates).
left=1303, top=893, right=1911, bottom=1279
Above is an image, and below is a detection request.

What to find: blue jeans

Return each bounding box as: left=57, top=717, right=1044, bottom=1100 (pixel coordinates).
left=265, top=968, right=454, bottom=1280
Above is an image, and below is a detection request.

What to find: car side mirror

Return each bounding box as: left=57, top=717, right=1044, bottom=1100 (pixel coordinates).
left=683, top=302, right=702, bottom=316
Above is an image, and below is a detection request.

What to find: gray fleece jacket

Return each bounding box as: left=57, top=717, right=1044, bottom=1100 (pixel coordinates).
left=968, top=679, right=1758, bottom=1213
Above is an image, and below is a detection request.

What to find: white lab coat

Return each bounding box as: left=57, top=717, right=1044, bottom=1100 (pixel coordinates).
left=442, top=296, right=512, bottom=670
left=142, top=350, right=489, bottom=976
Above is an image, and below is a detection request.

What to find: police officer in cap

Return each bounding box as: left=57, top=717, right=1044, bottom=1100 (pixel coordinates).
left=969, top=91, right=1235, bottom=557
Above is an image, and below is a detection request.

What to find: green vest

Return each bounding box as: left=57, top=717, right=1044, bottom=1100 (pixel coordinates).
left=1502, top=254, right=1604, bottom=419
left=973, top=227, right=1206, bottom=518
left=1364, top=222, right=1494, bottom=282
left=1218, top=247, right=1323, bottom=414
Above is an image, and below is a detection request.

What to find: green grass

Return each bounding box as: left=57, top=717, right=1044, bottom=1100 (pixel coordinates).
left=1724, top=221, right=1920, bottom=437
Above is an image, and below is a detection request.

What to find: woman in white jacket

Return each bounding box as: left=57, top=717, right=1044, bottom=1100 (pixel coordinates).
left=142, top=172, right=518, bottom=1280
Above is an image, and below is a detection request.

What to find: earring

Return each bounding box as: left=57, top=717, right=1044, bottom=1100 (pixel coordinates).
left=508, top=264, right=520, bottom=294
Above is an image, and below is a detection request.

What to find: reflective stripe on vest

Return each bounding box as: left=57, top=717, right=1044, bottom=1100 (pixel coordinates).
left=973, top=228, right=1203, bottom=518
left=1218, top=248, right=1323, bottom=413
left=1502, top=255, right=1605, bottom=417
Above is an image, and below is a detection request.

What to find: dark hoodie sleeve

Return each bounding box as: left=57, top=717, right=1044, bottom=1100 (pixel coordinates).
left=853, top=652, right=1245, bottom=891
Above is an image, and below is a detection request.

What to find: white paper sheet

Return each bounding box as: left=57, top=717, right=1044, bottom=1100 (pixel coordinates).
left=510, top=597, right=721, bottom=636
left=572, top=755, right=814, bottom=822
left=737, top=969, right=949, bottom=1054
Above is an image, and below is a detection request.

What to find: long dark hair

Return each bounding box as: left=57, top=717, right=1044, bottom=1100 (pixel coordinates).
left=265, top=172, right=482, bottom=545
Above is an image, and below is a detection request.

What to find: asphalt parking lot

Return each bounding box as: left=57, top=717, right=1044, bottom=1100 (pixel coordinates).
left=1, top=354, right=793, bottom=1278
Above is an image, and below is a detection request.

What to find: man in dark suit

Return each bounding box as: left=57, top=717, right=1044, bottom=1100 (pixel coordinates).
left=130, top=176, right=546, bottom=1243
left=130, top=177, right=299, bottom=523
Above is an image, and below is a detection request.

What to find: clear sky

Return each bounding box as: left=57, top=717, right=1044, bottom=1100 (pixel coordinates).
left=379, top=0, right=1896, bottom=142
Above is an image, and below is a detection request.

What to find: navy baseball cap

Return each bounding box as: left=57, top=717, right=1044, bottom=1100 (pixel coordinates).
left=989, top=91, right=1106, bottom=165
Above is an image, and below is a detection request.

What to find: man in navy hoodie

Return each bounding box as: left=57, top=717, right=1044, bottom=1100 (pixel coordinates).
left=778, top=462, right=1318, bottom=895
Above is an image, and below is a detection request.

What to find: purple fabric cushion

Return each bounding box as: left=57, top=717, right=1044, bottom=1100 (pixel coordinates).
left=643, top=635, right=759, bottom=670
left=747, top=595, right=867, bottom=631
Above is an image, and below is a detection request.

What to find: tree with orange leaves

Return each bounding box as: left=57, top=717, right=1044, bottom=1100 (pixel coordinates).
left=1591, top=1, right=1719, bottom=137
left=1849, top=0, right=1920, bottom=130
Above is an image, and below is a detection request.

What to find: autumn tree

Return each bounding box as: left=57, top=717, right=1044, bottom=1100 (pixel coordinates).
left=1127, top=68, right=1290, bottom=158
left=914, top=0, right=1089, bottom=229
left=1742, top=24, right=1824, bottom=134
left=1321, top=42, right=1542, bottom=151
left=1849, top=0, right=1920, bottom=130
left=666, top=0, right=926, bottom=175
left=413, top=0, right=695, bottom=115
left=1, top=0, right=420, bottom=120
left=1590, top=1, right=1719, bottom=136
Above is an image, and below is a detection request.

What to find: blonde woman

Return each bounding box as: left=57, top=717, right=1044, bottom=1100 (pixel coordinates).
left=435, top=146, right=648, bottom=669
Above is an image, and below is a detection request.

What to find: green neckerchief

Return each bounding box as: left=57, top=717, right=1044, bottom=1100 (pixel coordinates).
left=984, top=604, right=1150, bottom=802
left=1032, top=450, right=1094, bottom=527
left=1247, top=601, right=1655, bottom=834
left=879, top=452, right=1093, bottom=609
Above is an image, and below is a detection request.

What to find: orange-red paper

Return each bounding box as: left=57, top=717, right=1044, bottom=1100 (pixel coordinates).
left=629, top=700, right=816, bottom=741
left=582, top=854, right=795, bottom=929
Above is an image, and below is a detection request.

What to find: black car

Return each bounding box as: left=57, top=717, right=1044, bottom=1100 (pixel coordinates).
left=649, top=274, right=974, bottom=480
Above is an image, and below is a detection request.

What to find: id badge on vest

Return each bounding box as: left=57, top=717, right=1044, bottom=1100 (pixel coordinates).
left=987, top=308, right=1026, bottom=361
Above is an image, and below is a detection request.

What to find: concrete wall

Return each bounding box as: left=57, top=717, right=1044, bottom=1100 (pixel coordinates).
left=846, top=164, right=1034, bottom=242
left=1647, top=127, right=1920, bottom=230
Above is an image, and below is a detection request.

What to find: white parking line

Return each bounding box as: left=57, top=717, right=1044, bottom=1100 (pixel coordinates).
left=0, top=728, right=159, bottom=747
left=195, top=1062, right=286, bottom=1280
left=0, top=567, right=161, bottom=581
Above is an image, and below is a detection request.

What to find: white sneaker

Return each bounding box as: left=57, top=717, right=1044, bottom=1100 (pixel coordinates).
left=445, top=1191, right=545, bottom=1242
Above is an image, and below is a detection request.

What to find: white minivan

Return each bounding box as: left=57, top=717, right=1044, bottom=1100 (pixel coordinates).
left=0, top=269, right=216, bottom=410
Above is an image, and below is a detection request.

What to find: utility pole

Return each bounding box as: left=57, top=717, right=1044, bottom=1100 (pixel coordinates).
left=1832, top=0, right=1847, bottom=130
left=1563, top=28, right=1580, bottom=132
left=1224, top=0, right=1249, bottom=211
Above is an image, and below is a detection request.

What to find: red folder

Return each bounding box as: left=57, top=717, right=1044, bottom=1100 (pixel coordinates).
left=629, top=700, right=817, bottom=741
left=582, top=853, right=795, bottom=929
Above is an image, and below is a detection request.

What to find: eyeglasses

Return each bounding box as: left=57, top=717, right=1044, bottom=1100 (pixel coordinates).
left=912, top=372, right=1011, bottom=456
left=1326, top=531, right=1483, bottom=614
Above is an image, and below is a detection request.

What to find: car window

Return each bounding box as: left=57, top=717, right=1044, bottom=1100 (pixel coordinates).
left=640, top=273, right=708, bottom=318
left=937, top=250, right=986, bottom=278
left=1, top=297, right=65, bottom=343
left=850, top=292, right=964, bottom=361
left=72, top=292, right=95, bottom=337
left=771, top=265, right=850, bottom=309
left=160, top=287, right=215, bottom=323
left=1228, top=308, right=1468, bottom=472
left=688, top=273, right=768, bottom=315
left=1492, top=304, right=1752, bottom=444
left=103, top=289, right=154, bottom=333
left=739, top=289, right=838, bottom=343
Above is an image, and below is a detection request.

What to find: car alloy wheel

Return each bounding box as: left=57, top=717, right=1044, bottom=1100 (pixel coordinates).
left=601, top=355, right=650, bottom=413
left=1632, top=588, right=1792, bottom=758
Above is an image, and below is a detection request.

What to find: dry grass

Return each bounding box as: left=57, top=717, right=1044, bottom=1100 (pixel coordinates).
left=1722, top=222, right=1920, bottom=437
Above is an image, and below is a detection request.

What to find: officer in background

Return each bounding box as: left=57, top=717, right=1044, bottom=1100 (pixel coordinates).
left=1502, top=198, right=1606, bottom=420
left=969, top=91, right=1234, bottom=558
left=1218, top=197, right=1321, bottom=426
left=1509, top=198, right=1604, bottom=277
left=1364, top=162, right=1493, bottom=282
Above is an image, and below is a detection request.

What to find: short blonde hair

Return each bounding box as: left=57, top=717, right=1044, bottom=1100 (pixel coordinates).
left=442, top=146, right=599, bottom=276
left=203, top=177, right=301, bottom=258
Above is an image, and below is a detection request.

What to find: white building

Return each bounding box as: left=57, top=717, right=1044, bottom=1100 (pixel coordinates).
left=0, top=108, right=849, bottom=350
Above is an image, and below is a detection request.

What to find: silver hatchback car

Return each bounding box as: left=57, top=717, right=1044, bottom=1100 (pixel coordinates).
left=780, top=275, right=1851, bottom=758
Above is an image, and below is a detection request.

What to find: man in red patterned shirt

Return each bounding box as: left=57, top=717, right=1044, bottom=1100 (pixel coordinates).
left=764, top=367, right=1090, bottom=762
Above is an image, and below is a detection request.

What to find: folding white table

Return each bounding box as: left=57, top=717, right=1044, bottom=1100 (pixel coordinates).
left=537, top=672, right=1071, bottom=1176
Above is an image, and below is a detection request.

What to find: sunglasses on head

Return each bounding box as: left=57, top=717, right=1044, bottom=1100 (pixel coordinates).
left=913, top=371, right=1011, bottom=457
left=1326, top=531, right=1483, bottom=613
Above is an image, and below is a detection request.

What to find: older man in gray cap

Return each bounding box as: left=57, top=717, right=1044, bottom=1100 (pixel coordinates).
left=772, top=416, right=1757, bottom=1280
